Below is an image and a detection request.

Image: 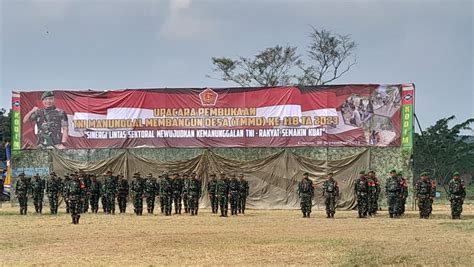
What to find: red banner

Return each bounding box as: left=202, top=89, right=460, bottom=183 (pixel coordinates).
left=18, top=85, right=405, bottom=149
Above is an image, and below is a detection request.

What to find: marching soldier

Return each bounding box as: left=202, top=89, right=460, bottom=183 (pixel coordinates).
left=355, top=171, right=369, bottom=218
left=31, top=174, right=45, bottom=214
left=117, top=174, right=129, bottom=214
left=229, top=174, right=240, bottom=216
left=62, top=174, right=71, bottom=213
left=216, top=172, right=229, bottom=217
left=367, top=170, right=380, bottom=216
left=65, top=173, right=85, bottom=224
left=187, top=172, right=202, bottom=216
left=130, top=172, right=145, bottom=216
left=415, top=172, right=433, bottom=219
left=144, top=173, right=158, bottom=214
left=15, top=173, right=30, bottom=215
left=47, top=172, right=62, bottom=215
left=385, top=170, right=401, bottom=218
left=80, top=172, right=91, bottom=213
left=448, top=172, right=466, bottom=219
left=322, top=172, right=339, bottom=218
left=103, top=170, right=118, bottom=214
left=207, top=173, right=218, bottom=214
left=89, top=174, right=101, bottom=213
left=172, top=172, right=184, bottom=214
left=297, top=172, right=314, bottom=218
left=398, top=172, right=408, bottom=216
left=237, top=173, right=249, bottom=214
left=100, top=180, right=107, bottom=213
left=182, top=173, right=190, bottom=213
left=161, top=172, right=174, bottom=216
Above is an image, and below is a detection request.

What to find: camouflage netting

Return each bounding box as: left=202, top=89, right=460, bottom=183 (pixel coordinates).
left=12, top=147, right=412, bottom=209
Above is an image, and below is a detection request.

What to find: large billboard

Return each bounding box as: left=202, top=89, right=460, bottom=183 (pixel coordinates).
left=15, top=84, right=409, bottom=149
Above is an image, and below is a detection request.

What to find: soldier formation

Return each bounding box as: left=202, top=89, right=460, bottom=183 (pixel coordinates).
left=13, top=170, right=250, bottom=224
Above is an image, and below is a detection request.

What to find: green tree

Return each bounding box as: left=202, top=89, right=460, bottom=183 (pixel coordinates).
left=414, top=115, right=474, bottom=185
left=209, top=27, right=357, bottom=87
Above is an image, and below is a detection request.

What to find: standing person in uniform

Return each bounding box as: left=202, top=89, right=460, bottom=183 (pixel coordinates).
left=100, top=179, right=107, bottom=213
left=130, top=172, right=145, bottom=216
left=448, top=172, right=466, bottom=219
left=398, top=172, right=408, bottom=216
left=187, top=172, right=202, bottom=216
left=297, top=172, right=314, bottom=218
left=15, top=173, right=30, bottom=215
left=31, top=174, right=46, bottom=214
left=65, top=173, right=85, bottom=224
left=322, top=172, right=339, bottom=218
left=103, top=170, right=118, bottom=214
left=367, top=170, right=380, bottom=216
left=80, top=172, right=91, bottom=213
left=62, top=174, right=71, bottom=213
left=216, top=172, right=230, bottom=217
left=429, top=178, right=437, bottom=216
left=182, top=173, right=190, bottom=213
left=237, top=173, right=249, bottom=214
left=117, top=174, right=129, bottom=214
left=161, top=172, right=173, bottom=216
left=229, top=174, right=240, bottom=216
left=47, top=172, right=62, bottom=215
left=22, top=91, right=69, bottom=149
left=144, top=173, right=158, bottom=214
left=172, top=172, right=184, bottom=214
left=385, top=170, right=401, bottom=218
left=415, top=172, right=433, bottom=219
left=207, top=173, right=218, bottom=214
left=355, top=171, right=369, bottom=218
left=89, top=174, right=101, bottom=213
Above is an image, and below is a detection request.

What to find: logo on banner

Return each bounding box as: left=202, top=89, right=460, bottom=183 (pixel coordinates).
left=199, top=88, right=218, bottom=106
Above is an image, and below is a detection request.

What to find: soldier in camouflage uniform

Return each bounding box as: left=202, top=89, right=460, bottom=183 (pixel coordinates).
left=429, top=178, right=437, bottom=216
left=117, top=174, right=129, bottom=214
left=355, top=171, right=369, bottom=218
left=15, top=173, right=30, bottom=215
left=31, top=174, right=46, bottom=214
left=207, top=173, right=218, bottom=214
left=187, top=172, right=202, bottom=216
left=448, top=172, right=466, bottom=219
left=23, top=91, right=69, bottom=149
left=130, top=172, right=145, bottom=216
left=237, top=173, right=249, bottom=214
left=47, top=172, right=62, bottom=215
left=144, top=173, right=158, bottom=214
left=161, top=172, right=174, bottom=216
left=103, top=170, right=118, bottom=214
left=322, top=172, right=339, bottom=218
left=216, top=172, right=230, bottom=217
left=229, top=174, right=240, bottom=216
left=415, top=172, right=433, bottom=219
left=398, top=172, right=408, bottom=216
left=157, top=175, right=165, bottom=213
left=367, top=170, right=380, bottom=216
left=62, top=175, right=71, bottom=213
left=297, top=172, right=314, bottom=218
left=89, top=174, right=101, bottom=213
left=65, top=173, right=85, bottom=224
left=101, top=180, right=107, bottom=213
left=172, top=172, right=184, bottom=214
left=80, top=172, right=91, bottom=213
left=385, top=170, right=401, bottom=218
left=182, top=173, right=190, bottom=213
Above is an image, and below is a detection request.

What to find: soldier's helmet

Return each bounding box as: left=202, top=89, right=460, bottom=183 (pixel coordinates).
left=303, top=172, right=309, bottom=177
left=453, top=171, right=460, bottom=177
left=41, top=91, right=54, bottom=100
left=390, top=170, right=397, bottom=174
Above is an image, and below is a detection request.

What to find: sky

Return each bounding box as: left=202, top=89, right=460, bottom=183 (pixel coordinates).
left=0, top=0, right=473, bottom=132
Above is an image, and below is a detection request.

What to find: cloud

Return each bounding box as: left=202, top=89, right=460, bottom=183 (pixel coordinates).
left=160, top=0, right=216, bottom=40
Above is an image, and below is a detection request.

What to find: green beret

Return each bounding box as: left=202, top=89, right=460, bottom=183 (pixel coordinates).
left=390, top=170, right=397, bottom=174
left=397, top=172, right=403, bottom=176
left=420, top=172, right=429, bottom=177
left=41, top=91, right=53, bottom=100
left=303, top=172, right=309, bottom=176
left=453, top=171, right=460, bottom=176
left=368, top=170, right=375, bottom=174
left=359, top=171, right=365, bottom=175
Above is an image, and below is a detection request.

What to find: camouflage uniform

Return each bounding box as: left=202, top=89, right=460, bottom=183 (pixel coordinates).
left=429, top=179, right=437, bottom=216
left=398, top=173, right=408, bottom=216
left=66, top=175, right=85, bottom=224
left=182, top=174, right=190, bottom=213
left=103, top=172, right=118, bottom=214
left=355, top=172, right=369, bottom=218
left=117, top=175, right=129, bottom=214
left=207, top=174, right=218, bottom=214
left=29, top=101, right=68, bottom=148
left=144, top=175, right=158, bottom=214
left=47, top=174, right=62, bottom=215
left=15, top=173, right=30, bottom=215
left=215, top=173, right=230, bottom=217
left=89, top=176, right=101, bottom=213
left=62, top=176, right=71, bottom=213
left=385, top=170, right=401, bottom=218
left=415, top=173, right=433, bottom=219
left=229, top=175, right=240, bottom=216
left=31, top=175, right=46, bottom=214
left=80, top=174, right=91, bottom=213
left=367, top=171, right=380, bottom=216
left=187, top=176, right=202, bottom=216
left=157, top=175, right=165, bottom=213
left=172, top=174, right=184, bottom=214
left=130, top=173, right=145, bottom=216
left=322, top=174, right=339, bottom=218
left=297, top=174, right=314, bottom=218
left=238, top=174, right=249, bottom=214
left=160, top=174, right=173, bottom=216
left=100, top=182, right=107, bottom=213
left=448, top=172, right=466, bottom=219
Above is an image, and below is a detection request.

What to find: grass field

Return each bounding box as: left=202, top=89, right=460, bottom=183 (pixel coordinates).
left=0, top=204, right=472, bottom=266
